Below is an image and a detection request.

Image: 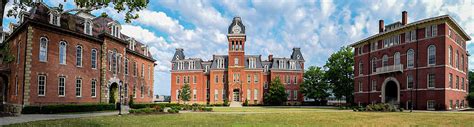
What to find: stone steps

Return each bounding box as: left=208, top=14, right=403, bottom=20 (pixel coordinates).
left=229, top=101, right=242, bottom=107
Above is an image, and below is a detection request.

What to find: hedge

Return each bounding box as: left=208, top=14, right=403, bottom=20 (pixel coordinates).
left=22, top=104, right=116, bottom=114
left=130, top=103, right=181, bottom=109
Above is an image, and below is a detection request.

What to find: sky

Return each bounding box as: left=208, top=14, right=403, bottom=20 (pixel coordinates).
left=2, top=0, right=474, bottom=96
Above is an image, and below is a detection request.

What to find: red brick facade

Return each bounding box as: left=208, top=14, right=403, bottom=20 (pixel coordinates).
left=351, top=12, right=471, bottom=110
left=0, top=3, right=156, bottom=110
left=170, top=17, right=305, bottom=105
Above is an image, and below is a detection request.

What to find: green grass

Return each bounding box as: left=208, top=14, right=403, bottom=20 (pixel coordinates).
left=7, top=107, right=474, bottom=127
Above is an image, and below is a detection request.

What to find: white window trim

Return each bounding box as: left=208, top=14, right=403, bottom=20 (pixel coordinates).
left=76, top=45, right=83, bottom=67
left=59, top=41, right=67, bottom=65
left=49, top=10, right=60, bottom=26
left=58, top=76, right=66, bottom=97
left=39, top=37, right=48, bottom=62
left=38, top=75, right=46, bottom=96
left=84, top=19, right=93, bottom=35
left=76, top=78, right=82, bottom=97
left=91, top=79, right=97, bottom=98
left=91, top=49, right=97, bottom=69
left=427, top=45, right=436, bottom=66
left=427, top=74, right=435, bottom=89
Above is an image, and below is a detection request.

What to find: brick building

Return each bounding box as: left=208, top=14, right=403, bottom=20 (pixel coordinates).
left=351, top=11, right=471, bottom=110
left=170, top=17, right=305, bottom=105
left=0, top=3, right=156, bottom=112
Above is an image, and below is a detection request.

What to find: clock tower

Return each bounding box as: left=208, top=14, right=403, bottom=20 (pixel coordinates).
left=227, top=17, right=246, bottom=102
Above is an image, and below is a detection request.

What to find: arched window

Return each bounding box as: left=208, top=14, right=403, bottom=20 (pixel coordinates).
left=234, top=57, right=239, bottom=66
left=428, top=45, right=436, bottom=65
left=448, top=46, right=453, bottom=66
left=91, top=49, right=97, bottom=69
left=394, top=52, right=400, bottom=65
left=59, top=41, right=67, bottom=64
left=371, top=57, right=377, bottom=73
left=76, top=45, right=83, bottom=67
left=112, top=49, right=117, bottom=74
left=407, top=49, right=414, bottom=68
left=382, top=55, right=388, bottom=67
left=39, top=37, right=48, bottom=62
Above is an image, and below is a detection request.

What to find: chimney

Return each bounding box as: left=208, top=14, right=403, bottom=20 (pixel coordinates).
left=379, top=20, right=384, bottom=33
left=402, top=11, right=408, bottom=25
left=268, top=54, right=273, bottom=61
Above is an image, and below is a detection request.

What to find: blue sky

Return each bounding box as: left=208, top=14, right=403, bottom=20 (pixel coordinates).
left=3, top=0, right=474, bottom=96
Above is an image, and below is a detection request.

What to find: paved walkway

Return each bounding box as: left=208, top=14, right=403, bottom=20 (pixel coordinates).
left=0, top=106, right=130, bottom=126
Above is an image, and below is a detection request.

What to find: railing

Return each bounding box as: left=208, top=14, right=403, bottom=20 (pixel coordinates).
left=375, top=64, right=403, bottom=74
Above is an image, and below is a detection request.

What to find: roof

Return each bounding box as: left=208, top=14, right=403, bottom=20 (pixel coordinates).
left=12, top=2, right=153, bottom=60
left=350, top=15, right=471, bottom=47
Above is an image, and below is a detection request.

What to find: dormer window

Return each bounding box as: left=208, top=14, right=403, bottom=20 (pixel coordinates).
left=49, top=10, right=60, bottom=26
left=144, top=46, right=149, bottom=57
left=279, top=60, right=284, bottom=69
left=109, top=22, right=121, bottom=38
left=84, top=19, right=92, bottom=35
left=129, top=39, right=136, bottom=51
left=19, top=13, right=25, bottom=24
left=249, top=57, right=256, bottom=68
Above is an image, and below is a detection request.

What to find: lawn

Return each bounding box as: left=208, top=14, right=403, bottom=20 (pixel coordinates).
left=7, top=107, right=474, bottom=127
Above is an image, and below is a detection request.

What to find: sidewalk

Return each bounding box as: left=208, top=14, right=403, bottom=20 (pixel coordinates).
left=0, top=106, right=130, bottom=126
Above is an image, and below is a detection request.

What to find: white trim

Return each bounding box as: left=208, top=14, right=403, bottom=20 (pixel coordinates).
left=381, top=77, right=400, bottom=104
left=58, top=76, right=66, bottom=97
left=39, top=37, right=49, bottom=62
left=37, top=75, right=46, bottom=96
left=76, top=45, right=83, bottom=67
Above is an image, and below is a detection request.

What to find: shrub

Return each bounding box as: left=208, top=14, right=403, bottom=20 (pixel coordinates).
left=361, top=103, right=401, bottom=112
left=129, top=108, right=157, bottom=114
left=168, top=108, right=179, bottom=113
left=243, top=100, right=249, bottom=106
left=223, top=100, right=229, bottom=106
left=466, top=92, right=474, bottom=108
left=129, top=95, right=134, bottom=106
left=22, top=104, right=116, bottom=114
left=130, top=103, right=181, bottom=109
left=202, top=107, right=213, bottom=112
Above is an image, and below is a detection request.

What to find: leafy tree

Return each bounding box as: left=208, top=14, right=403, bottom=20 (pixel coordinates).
left=324, top=46, right=354, bottom=104
left=300, top=66, right=330, bottom=104
left=1, top=0, right=149, bottom=31
left=469, top=71, right=474, bottom=92
left=179, top=83, right=191, bottom=104
left=264, top=77, right=287, bottom=105
left=466, top=92, right=474, bottom=108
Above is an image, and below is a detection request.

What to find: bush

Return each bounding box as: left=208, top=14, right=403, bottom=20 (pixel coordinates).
left=129, top=108, right=157, bottom=114
left=129, top=95, right=134, bottom=106
left=243, top=100, right=249, bottom=106
left=223, top=100, right=229, bottom=106
left=202, top=107, right=213, bottom=112
left=466, top=92, right=474, bottom=108
left=361, top=103, right=401, bottom=112
left=22, top=104, right=116, bottom=114
left=130, top=103, right=181, bottom=109
left=168, top=108, right=179, bottom=113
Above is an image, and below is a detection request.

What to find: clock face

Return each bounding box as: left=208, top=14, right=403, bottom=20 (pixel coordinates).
left=232, top=25, right=241, bottom=34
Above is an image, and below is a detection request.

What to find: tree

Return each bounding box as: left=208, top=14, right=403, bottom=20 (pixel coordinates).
left=264, top=77, right=287, bottom=105
left=469, top=71, right=474, bottom=92
left=324, top=46, right=354, bottom=104
left=466, top=92, right=474, bottom=108
left=1, top=0, right=149, bottom=32
left=300, top=66, right=330, bottom=104
left=179, top=83, right=191, bottom=104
